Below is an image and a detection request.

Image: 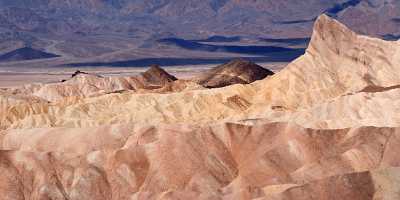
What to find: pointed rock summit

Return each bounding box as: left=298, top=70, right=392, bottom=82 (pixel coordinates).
left=308, top=14, right=358, bottom=55
left=256, top=14, right=400, bottom=109
left=141, top=65, right=178, bottom=86
left=196, top=59, right=274, bottom=88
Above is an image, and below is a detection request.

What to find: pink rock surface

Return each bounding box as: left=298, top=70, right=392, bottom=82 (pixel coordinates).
left=0, top=123, right=399, bottom=199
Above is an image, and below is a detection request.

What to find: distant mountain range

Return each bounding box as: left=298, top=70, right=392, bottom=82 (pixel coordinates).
left=0, top=0, right=399, bottom=66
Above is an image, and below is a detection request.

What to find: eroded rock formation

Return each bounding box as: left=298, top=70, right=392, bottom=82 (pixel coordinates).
left=1, top=14, right=400, bottom=199
left=2, top=66, right=189, bottom=102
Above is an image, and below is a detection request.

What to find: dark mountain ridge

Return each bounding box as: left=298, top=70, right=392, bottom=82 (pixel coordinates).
left=0, top=47, right=60, bottom=62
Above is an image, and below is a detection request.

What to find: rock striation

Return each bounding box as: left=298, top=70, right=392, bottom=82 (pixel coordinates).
left=0, top=122, right=399, bottom=199
left=1, top=14, right=400, bottom=199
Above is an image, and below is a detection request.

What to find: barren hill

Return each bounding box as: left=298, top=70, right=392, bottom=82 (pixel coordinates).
left=196, top=59, right=274, bottom=88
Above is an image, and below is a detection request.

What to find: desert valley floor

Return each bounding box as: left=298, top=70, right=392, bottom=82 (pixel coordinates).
left=1, top=15, right=400, bottom=200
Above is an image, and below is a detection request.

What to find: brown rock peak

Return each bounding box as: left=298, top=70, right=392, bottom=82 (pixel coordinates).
left=141, top=65, right=178, bottom=85
left=197, top=58, right=274, bottom=88
left=217, top=58, right=272, bottom=73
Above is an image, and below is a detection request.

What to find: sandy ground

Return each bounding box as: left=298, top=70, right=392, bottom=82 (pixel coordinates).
left=0, top=62, right=286, bottom=88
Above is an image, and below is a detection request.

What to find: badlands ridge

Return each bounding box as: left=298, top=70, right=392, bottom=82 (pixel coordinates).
left=1, top=15, right=400, bottom=199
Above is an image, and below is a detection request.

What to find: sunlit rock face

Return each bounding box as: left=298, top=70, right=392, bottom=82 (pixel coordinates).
left=2, top=14, right=400, bottom=199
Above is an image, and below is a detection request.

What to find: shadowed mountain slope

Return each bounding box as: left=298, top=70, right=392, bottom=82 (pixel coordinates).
left=0, top=47, right=60, bottom=62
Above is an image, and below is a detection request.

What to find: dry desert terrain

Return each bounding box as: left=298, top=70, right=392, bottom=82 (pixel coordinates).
left=1, top=15, right=400, bottom=200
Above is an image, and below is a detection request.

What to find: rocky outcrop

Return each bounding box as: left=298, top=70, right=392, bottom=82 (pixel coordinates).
left=140, top=65, right=178, bottom=87
left=196, top=59, right=274, bottom=88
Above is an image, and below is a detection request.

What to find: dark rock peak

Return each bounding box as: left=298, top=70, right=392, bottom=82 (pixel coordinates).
left=197, top=58, right=274, bottom=88
left=211, top=58, right=274, bottom=78
left=141, top=65, right=178, bottom=85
